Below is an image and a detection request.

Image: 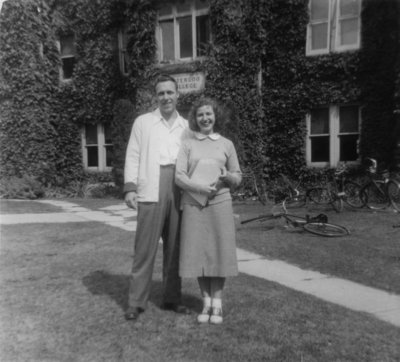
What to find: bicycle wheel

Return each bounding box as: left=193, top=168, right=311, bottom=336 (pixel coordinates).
left=343, top=181, right=365, bottom=208
left=308, top=187, right=331, bottom=205
left=303, top=222, right=349, bottom=237
left=360, top=181, right=389, bottom=210
left=387, top=179, right=400, bottom=212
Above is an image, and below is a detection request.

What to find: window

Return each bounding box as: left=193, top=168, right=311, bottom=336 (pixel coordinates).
left=82, top=124, right=113, bottom=171
left=306, top=0, right=361, bottom=56
left=306, top=105, right=360, bottom=167
left=118, top=27, right=129, bottom=76
left=59, top=35, right=75, bottom=80
left=157, top=0, right=210, bottom=62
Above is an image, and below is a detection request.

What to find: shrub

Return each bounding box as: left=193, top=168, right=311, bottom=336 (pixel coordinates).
left=0, top=175, right=45, bottom=199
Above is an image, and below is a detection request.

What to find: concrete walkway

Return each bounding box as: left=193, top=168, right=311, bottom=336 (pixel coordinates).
left=2, top=199, right=400, bottom=328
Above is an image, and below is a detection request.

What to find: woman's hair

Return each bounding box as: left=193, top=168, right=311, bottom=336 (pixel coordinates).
left=188, top=97, right=228, bottom=133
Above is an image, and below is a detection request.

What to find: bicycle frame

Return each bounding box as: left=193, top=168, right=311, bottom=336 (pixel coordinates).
left=314, top=165, right=364, bottom=212
left=240, top=202, right=349, bottom=237
left=273, top=171, right=321, bottom=208
left=359, top=158, right=398, bottom=210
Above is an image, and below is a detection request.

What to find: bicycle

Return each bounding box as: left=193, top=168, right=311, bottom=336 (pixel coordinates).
left=268, top=173, right=308, bottom=208
left=240, top=202, right=350, bottom=237
left=307, top=164, right=364, bottom=212
left=232, top=171, right=268, bottom=205
left=359, top=158, right=400, bottom=212
left=254, top=171, right=326, bottom=209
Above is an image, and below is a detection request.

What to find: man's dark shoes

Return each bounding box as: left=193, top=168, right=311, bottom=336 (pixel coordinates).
left=124, top=307, right=142, bottom=321
left=162, top=303, right=191, bottom=315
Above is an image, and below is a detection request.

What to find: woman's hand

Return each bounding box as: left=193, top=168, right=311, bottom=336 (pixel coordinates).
left=197, top=184, right=217, bottom=196
left=219, top=166, right=227, bottom=179
left=215, top=166, right=229, bottom=190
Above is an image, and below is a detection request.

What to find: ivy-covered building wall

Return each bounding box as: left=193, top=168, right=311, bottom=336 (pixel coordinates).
left=0, top=0, right=399, bottom=195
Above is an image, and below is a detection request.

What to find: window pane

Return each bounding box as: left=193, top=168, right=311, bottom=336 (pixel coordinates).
left=160, top=20, right=175, bottom=61
left=196, top=15, right=210, bottom=56
left=339, top=18, right=358, bottom=46
left=85, top=124, right=98, bottom=145
left=340, top=135, right=358, bottom=161
left=105, top=145, right=113, bottom=167
left=195, top=0, right=209, bottom=10
left=339, top=106, right=358, bottom=132
left=311, top=136, right=330, bottom=162
left=60, top=36, right=74, bottom=56
left=87, top=146, right=99, bottom=167
left=340, top=0, right=359, bottom=16
left=62, top=57, right=75, bottom=79
left=311, top=0, right=329, bottom=21
left=179, top=16, right=192, bottom=58
left=104, top=123, right=113, bottom=144
left=311, top=108, right=329, bottom=134
left=158, top=3, right=173, bottom=16
left=311, top=23, right=328, bottom=50
left=177, top=1, right=191, bottom=13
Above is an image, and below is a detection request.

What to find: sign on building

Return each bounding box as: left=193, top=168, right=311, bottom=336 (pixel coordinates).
left=172, top=72, right=205, bottom=94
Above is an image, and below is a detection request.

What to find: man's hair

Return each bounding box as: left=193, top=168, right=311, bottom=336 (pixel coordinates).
left=154, top=74, right=178, bottom=92
left=188, top=97, right=228, bottom=133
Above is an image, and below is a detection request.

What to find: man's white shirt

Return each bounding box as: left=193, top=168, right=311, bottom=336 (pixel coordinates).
left=124, top=108, right=190, bottom=202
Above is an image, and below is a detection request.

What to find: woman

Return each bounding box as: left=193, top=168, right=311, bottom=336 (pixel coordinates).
left=175, top=97, right=242, bottom=324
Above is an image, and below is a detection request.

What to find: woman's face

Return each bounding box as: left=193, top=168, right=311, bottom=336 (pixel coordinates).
left=196, top=105, right=215, bottom=135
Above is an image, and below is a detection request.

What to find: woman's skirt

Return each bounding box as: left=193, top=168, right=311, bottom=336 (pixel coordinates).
left=179, top=200, right=238, bottom=278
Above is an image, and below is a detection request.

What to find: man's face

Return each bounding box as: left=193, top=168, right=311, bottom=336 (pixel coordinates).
left=155, top=81, right=179, bottom=118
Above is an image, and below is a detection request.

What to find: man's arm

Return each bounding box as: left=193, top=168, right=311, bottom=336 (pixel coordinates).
left=124, top=118, right=141, bottom=208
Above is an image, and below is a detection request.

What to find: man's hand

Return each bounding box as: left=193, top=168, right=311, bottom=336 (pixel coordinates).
left=125, top=191, right=138, bottom=209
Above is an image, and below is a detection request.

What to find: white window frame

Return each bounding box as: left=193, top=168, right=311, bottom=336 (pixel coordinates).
left=306, top=0, right=361, bottom=56
left=81, top=124, right=113, bottom=172
left=57, top=35, right=75, bottom=82
left=334, top=0, right=361, bottom=52
left=118, top=27, right=129, bottom=76
left=306, top=104, right=361, bottom=167
left=156, top=0, right=210, bottom=63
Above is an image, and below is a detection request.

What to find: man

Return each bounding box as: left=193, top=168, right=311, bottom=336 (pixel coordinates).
left=123, top=74, right=191, bottom=321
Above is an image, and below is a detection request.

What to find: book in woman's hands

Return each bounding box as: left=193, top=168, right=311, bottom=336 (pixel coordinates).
left=188, top=159, right=221, bottom=206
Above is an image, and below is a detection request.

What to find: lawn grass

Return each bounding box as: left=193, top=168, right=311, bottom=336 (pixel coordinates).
left=235, top=200, right=400, bottom=294
left=1, top=216, right=400, bottom=361
left=0, top=199, right=64, bottom=214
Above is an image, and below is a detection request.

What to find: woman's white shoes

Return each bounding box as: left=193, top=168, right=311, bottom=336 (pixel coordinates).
left=209, top=307, right=223, bottom=324
left=197, top=306, right=223, bottom=324
left=197, top=306, right=212, bottom=323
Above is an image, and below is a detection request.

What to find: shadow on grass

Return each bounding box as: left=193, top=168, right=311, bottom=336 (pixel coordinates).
left=82, top=270, right=201, bottom=312
left=82, top=271, right=130, bottom=310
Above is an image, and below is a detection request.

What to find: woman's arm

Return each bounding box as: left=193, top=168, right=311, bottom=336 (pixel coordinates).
left=219, top=141, right=242, bottom=188
left=175, top=142, right=217, bottom=195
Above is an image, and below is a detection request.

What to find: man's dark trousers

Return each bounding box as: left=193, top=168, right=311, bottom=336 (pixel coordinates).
left=128, top=165, right=182, bottom=310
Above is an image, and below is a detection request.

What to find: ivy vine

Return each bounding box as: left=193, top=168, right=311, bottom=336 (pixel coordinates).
left=1, top=0, right=399, bottom=193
